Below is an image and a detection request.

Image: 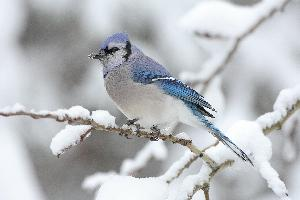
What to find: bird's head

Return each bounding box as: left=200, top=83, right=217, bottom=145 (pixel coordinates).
left=89, top=32, right=132, bottom=68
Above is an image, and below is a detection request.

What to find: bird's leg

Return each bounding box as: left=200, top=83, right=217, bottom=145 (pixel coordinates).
left=150, top=125, right=161, bottom=141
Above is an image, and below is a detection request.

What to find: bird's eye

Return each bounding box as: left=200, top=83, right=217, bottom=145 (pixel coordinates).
left=109, top=47, right=119, bottom=53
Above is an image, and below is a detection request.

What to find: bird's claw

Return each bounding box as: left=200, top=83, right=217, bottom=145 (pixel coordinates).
left=126, top=118, right=139, bottom=126
left=150, top=125, right=160, bottom=141
left=124, top=118, right=141, bottom=134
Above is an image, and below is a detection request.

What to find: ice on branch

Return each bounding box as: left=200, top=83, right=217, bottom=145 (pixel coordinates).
left=95, top=176, right=168, bottom=200
left=50, top=125, right=92, bottom=157
left=82, top=171, right=117, bottom=191
left=120, top=141, right=167, bottom=175
left=257, top=84, right=300, bottom=132
left=179, top=0, right=289, bottom=39
left=91, top=110, right=116, bottom=128
left=0, top=103, right=25, bottom=114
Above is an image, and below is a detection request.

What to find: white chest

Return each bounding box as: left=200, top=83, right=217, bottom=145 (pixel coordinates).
left=104, top=67, right=180, bottom=127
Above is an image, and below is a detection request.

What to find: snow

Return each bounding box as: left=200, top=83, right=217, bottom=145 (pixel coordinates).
left=50, top=125, right=92, bottom=156
left=175, top=132, right=191, bottom=140
left=160, top=150, right=196, bottom=182
left=95, top=176, right=168, bottom=200
left=203, top=120, right=289, bottom=198
left=82, top=171, right=117, bottom=191
left=179, top=0, right=288, bottom=39
left=259, top=161, right=289, bottom=199
left=66, top=106, right=90, bottom=120
left=0, top=103, right=25, bottom=114
left=91, top=110, right=117, bottom=127
left=52, top=106, right=90, bottom=121
left=180, top=0, right=255, bottom=39
left=282, top=136, right=297, bottom=162
left=256, top=84, right=300, bottom=130
left=175, top=164, right=211, bottom=200
left=120, top=141, right=167, bottom=175
left=0, top=126, right=46, bottom=200
left=273, top=85, right=300, bottom=113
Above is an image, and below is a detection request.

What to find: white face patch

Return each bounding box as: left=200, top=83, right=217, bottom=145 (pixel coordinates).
left=101, top=42, right=128, bottom=73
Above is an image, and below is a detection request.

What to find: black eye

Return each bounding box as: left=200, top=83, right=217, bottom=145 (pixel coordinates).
left=109, top=47, right=119, bottom=53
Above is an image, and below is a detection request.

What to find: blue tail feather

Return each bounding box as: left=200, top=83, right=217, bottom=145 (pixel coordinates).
left=202, top=117, right=253, bottom=166
left=185, top=101, right=253, bottom=165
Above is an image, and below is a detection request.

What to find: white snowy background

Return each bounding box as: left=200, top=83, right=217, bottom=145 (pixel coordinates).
left=0, top=0, right=299, bottom=200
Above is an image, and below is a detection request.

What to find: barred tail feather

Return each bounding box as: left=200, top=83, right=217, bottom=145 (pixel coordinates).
left=202, top=119, right=253, bottom=166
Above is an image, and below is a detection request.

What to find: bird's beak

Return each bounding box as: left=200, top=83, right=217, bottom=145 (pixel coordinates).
left=88, top=50, right=105, bottom=60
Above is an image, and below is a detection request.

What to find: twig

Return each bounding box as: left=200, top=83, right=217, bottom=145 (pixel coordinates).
left=263, top=100, right=300, bottom=134
left=162, top=151, right=198, bottom=183
left=203, top=140, right=219, bottom=151
left=189, top=0, right=290, bottom=92
left=166, top=155, right=198, bottom=184
left=203, top=184, right=210, bottom=200
left=188, top=160, right=233, bottom=200
left=164, top=140, right=219, bottom=183
left=199, top=39, right=239, bottom=93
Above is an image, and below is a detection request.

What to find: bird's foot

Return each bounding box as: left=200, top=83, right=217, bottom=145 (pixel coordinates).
left=124, top=118, right=141, bottom=135
left=126, top=118, right=139, bottom=126
left=150, top=125, right=161, bottom=141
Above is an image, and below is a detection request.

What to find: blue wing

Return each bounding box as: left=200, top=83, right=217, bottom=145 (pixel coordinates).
left=130, top=57, right=216, bottom=117
left=153, top=78, right=252, bottom=164
left=153, top=77, right=216, bottom=118
left=130, top=56, right=253, bottom=164
left=131, top=56, right=171, bottom=84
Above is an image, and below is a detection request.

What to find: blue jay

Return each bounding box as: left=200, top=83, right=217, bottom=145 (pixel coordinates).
left=89, top=32, right=252, bottom=165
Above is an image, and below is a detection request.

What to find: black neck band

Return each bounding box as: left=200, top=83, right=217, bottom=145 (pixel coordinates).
left=124, top=41, right=132, bottom=61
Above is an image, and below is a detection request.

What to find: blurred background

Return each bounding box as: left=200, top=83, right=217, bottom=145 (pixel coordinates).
left=0, top=0, right=299, bottom=200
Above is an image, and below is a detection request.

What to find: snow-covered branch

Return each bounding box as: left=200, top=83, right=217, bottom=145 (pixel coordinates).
left=184, top=161, right=233, bottom=200
left=0, top=104, right=217, bottom=169
left=0, top=83, right=299, bottom=200
left=180, top=0, right=291, bottom=90
left=160, top=151, right=198, bottom=183
left=177, top=84, right=300, bottom=200
left=257, top=85, right=300, bottom=134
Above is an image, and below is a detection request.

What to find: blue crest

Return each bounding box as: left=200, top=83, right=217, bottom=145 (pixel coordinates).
left=100, top=32, right=129, bottom=49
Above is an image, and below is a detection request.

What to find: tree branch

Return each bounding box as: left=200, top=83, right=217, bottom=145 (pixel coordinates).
left=186, top=85, right=300, bottom=199
left=1, top=85, right=298, bottom=200
left=168, top=0, right=292, bottom=194
left=187, top=0, right=290, bottom=91
left=0, top=106, right=217, bottom=169
left=187, top=160, right=233, bottom=200
left=263, top=100, right=300, bottom=134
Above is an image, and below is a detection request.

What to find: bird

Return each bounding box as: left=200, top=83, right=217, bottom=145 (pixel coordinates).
left=89, top=32, right=253, bottom=165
